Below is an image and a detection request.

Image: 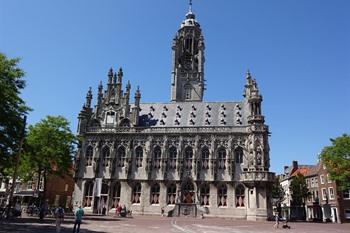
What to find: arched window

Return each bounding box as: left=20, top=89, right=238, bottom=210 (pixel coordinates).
left=117, top=146, right=126, bottom=167
left=150, top=183, right=160, bottom=205
left=185, top=147, right=193, bottom=169
left=185, top=37, right=192, bottom=51
left=153, top=146, right=161, bottom=169
left=85, top=146, right=93, bottom=166
left=218, top=184, right=227, bottom=207
left=100, top=182, right=109, bottom=208
left=200, top=183, right=210, bottom=206
left=235, top=147, right=243, bottom=164
left=167, top=183, right=177, bottom=205
left=112, top=182, right=121, bottom=208
left=169, top=146, right=177, bottom=169
left=83, top=181, right=94, bottom=207
left=218, top=148, right=226, bottom=170
left=235, top=184, right=245, bottom=207
left=102, top=146, right=110, bottom=167
left=135, top=146, right=143, bottom=168
left=201, top=147, right=209, bottom=169
left=132, top=182, right=141, bottom=204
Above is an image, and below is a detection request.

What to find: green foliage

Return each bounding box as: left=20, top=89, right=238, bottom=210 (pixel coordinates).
left=0, top=53, right=30, bottom=174
left=290, top=173, right=310, bottom=206
left=21, top=115, right=76, bottom=180
left=320, top=134, right=350, bottom=191
left=271, top=177, right=285, bottom=203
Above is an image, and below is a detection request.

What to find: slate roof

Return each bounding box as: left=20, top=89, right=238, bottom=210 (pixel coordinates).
left=138, top=101, right=246, bottom=127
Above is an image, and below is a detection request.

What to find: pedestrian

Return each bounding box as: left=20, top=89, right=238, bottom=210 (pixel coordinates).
left=115, top=204, right=121, bottom=217
left=273, top=212, right=279, bottom=228
left=73, top=205, right=84, bottom=233
left=55, top=205, right=65, bottom=233
left=102, top=204, right=107, bottom=215
left=39, top=200, right=48, bottom=220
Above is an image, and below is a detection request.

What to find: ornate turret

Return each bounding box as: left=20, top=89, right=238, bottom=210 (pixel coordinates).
left=243, top=71, right=264, bottom=125
left=134, top=85, right=141, bottom=108
left=85, top=87, right=92, bottom=109
left=95, top=81, right=103, bottom=116
left=106, top=68, right=115, bottom=103
left=171, top=1, right=205, bottom=102
left=115, top=68, right=123, bottom=104
left=122, top=80, right=131, bottom=118
left=131, top=86, right=141, bottom=126
left=77, top=87, right=93, bottom=135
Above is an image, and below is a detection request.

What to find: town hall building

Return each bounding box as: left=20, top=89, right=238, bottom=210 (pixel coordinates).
left=73, top=4, right=274, bottom=221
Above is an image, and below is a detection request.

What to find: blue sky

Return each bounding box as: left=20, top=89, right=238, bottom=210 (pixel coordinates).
left=1, top=0, right=349, bottom=174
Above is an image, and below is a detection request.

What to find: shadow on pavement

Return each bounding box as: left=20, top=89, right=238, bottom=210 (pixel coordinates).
left=0, top=216, right=121, bottom=233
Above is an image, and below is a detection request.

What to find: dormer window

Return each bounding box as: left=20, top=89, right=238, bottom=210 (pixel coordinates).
left=184, top=84, right=191, bottom=100
left=106, top=111, right=116, bottom=124
left=185, top=88, right=191, bottom=99
left=119, top=118, right=130, bottom=127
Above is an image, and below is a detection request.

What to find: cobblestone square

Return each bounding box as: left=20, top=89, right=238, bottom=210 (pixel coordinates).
left=1, top=215, right=349, bottom=233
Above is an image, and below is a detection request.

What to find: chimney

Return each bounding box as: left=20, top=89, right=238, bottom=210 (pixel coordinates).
left=292, top=160, right=298, bottom=169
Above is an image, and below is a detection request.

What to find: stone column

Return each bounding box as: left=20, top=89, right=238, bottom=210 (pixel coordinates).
left=141, top=182, right=150, bottom=214
left=120, top=181, right=131, bottom=208
left=227, top=183, right=234, bottom=208
left=209, top=183, right=217, bottom=208
left=159, top=182, right=167, bottom=208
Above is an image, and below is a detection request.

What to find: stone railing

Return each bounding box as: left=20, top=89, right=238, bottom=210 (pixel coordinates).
left=240, top=171, right=275, bottom=183
left=86, top=126, right=247, bottom=134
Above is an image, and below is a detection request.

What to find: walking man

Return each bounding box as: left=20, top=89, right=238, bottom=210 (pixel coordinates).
left=73, top=205, right=84, bottom=233
left=55, top=205, right=65, bottom=233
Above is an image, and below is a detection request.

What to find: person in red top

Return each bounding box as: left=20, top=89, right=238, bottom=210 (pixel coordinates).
left=115, top=204, right=122, bottom=217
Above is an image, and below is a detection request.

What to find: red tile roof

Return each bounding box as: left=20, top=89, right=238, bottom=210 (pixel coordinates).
left=291, top=167, right=310, bottom=177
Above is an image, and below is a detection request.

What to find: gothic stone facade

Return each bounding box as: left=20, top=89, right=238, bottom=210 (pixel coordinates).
left=73, top=8, right=274, bottom=221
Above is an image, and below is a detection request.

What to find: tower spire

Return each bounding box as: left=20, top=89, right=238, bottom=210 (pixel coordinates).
left=171, top=0, right=204, bottom=102
left=189, top=0, right=193, bottom=12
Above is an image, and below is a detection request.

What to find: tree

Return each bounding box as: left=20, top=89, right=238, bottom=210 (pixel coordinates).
left=271, top=176, right=285, bottom=217
left=0, top=53, right=30, bottom=174
left=21, top=115, right=76, bottom=215
left=290, top=173, right=310, bottom=206
left=320, top=134, right=350, bottom=191
left=271, top=177, right=285, bottom=204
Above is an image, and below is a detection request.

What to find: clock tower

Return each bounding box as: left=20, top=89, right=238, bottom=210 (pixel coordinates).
left=171, top=2, right=205, bottom=102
